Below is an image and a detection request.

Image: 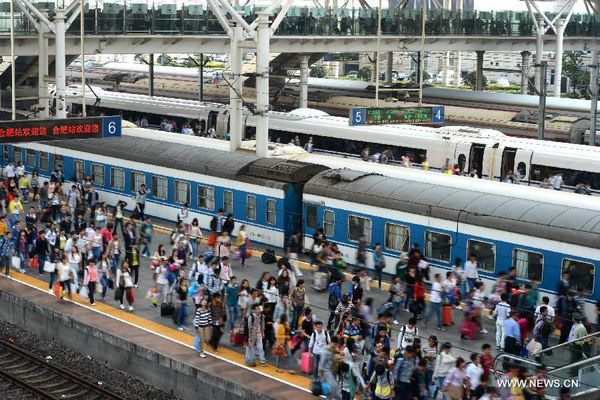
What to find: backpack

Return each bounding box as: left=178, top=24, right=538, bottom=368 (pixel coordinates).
left=328, top=292, right=339, bottom=311
left=261, top=249, right=276, bottom=264
left=400, top=325, right=418, bottom=348
left=540, top=320, right=554, bottom=337
left=209, top=216, right=217, bottom=232
left=310, top=331, right=330, bottom=348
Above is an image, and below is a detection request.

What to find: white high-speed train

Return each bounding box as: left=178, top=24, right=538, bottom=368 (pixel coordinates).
left=67, top=85, right=600, bottom=193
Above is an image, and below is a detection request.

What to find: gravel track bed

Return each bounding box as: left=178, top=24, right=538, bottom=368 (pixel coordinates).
left=0, top=319, right=181, bottom=400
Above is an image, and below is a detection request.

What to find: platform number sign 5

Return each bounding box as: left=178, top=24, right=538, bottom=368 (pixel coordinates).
left=350, top=108, right=367, bottom=126
left=432, top=106, right=445, bottom=124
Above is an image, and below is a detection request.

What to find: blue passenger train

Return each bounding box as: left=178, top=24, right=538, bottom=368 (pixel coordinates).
left=8, top=135, right=600, bottom=316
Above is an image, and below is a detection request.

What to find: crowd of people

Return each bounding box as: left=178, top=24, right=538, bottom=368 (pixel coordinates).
left=0, top=161, right=597, bottom=400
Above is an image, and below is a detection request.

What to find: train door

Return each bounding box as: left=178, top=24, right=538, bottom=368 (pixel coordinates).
left=514, top=149, right=533, bottom=184
left=207, top=111, right=219, bottom=135
left=469, top=144, right=486, bottom=178
left=216, top=110, right=229, bottom=138
left=454, top=142, right=472, bottom=174
left=501, top=147, right=517, bottom=179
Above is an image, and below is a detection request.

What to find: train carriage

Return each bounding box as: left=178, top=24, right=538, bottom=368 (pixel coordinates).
left=7, top=137, right=326, bottom=248
left=302, top=169, right=600, bottom=316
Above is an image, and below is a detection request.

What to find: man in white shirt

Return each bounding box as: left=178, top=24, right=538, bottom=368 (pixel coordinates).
left=397, top=317, right=418, bottom=350
left=535, top=296, right=555, bottom=320
left=422, top=273, right=444, bottom=330
left=4, top=161, right=15, bottom=180
left=308, top=321, right=330, bottom=380
left=493, top=293, right=511, bottom=351
left=464, top=253, right=479, bottom=292
left=465, top=353, right=484, bottom=390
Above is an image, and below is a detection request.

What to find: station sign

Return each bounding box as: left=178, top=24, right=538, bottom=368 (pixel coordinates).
left=349, top=106, right=445, bottom=126
left=0, top=116, right=121, bottom=143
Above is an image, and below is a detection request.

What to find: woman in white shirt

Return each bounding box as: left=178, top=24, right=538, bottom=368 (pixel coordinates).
left=95, top=204, right=107, bottom=228
left=154, top=259, right=170, bottom=304
left=263, top=277, right=279, bottom=309
left=57, top=255, right=73, bottom=299
left=91, top=227, right=103, bottom=261
left=116, top=261, right=135, bottom=311
left=187, top=218, right=203, bottom=259
left=68, top=247, right=82, bottom=290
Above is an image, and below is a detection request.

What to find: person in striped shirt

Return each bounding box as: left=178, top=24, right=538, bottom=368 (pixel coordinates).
left=193, top=297, right=212, bottom=358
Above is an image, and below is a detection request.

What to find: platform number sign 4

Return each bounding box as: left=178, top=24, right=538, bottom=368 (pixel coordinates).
left=432, top=106, right=445, bottom=124
left=350, top=108, right=367, bottom=126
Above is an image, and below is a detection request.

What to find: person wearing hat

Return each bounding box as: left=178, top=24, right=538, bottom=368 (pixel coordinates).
left=569, top=312, right=588, bottom=366
left=503, top=311, right=521, bottom=355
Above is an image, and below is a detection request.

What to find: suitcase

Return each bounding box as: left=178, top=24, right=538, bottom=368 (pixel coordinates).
left=301, top=351, right=313, bottom=374
left=442, top=304, right=454, bottom=326
left=161, top=294, right=175, bottom=317
left=311, top=272, right=328, bottom=291
left=230, top=327, right=244, bottom=346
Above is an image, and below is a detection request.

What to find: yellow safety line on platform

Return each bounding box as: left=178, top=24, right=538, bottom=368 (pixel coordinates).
left=5, top=271, right=313, bottom=393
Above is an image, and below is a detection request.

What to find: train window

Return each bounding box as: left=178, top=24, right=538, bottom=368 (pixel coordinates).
left=39, top=151, right=49, bottom=171
left=348, top=215, right=371, bottom=243
left=246, top=195, right=257, bottom=220
left=467, top=239, right=495, bottom=272
left=385, top=223, right=409, bottom=252
left=457, top=154, right=466, bottom=172
left=110, top=168, right=125, bottom=190
left=54, top=154, right=63, bottom=170
left=73, top=160, right=85, bottom=181
left=130, top=172, right=146, bottom=192
left=92, top=164, right=105, bottom=187
left=512, top=249, right=543, bottom=281
left=266, top=199, right=276, bottom=225
left=323, top=210, right=335, bottom=237
left=223, top=190, right=233, bottom=214
left=198, top=186, right=215, bottom=210
left=12, top=146, right=22, bottom=164
left=425, top=231, right=451, bottom=262
left=25, top=149, right=35, bottom=168
left=532, top=164, right=600, bottom=190
left=517, top=162, right=526, bottom=181
left=306, top=206, right=317, bottom=229
left=152, top=176, right=167, bottom=200
left=174, top=181, right=190, bottom=204
left=562, top=259, right=595, bottom=295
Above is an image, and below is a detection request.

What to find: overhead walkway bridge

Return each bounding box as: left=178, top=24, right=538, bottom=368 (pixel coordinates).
left=493, top=331, right=600, bottom=400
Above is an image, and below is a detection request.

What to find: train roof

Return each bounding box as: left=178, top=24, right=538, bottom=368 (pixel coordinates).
left=305, top=169, right=600, bottom=250
left=120, top=126, right=600, bottom=212
left=46, top=135, right=326, bottom=185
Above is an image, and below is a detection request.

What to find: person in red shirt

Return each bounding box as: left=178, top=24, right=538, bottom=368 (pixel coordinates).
left=518, top=315, right=530, bottom=347
left=480, top=343, right=494, bottom=379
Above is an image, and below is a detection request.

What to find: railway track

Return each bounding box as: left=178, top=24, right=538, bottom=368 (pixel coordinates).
left=0, top=339, right=122, bottom=400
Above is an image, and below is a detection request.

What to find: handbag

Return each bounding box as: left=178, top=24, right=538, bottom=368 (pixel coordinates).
left=11, top=256, right=20, bottom=270
left=79, top=285, right=89, bottom=299
left=445, top=384, right=464, bottom=400
left=53, top=281, right=62, bottom=297
left=43, top=260, right=56, bottom=273
left=272, top=342, right=286, bottom=357
left=30, top=256, right=39, bottom=269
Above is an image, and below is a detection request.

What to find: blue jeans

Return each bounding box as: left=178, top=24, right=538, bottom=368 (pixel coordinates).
left=240, top=244, right=247, bottom=266
left=227, top=305, right=239, bottom=331
left=142, top=240, right=151, bottom=258
left=92, top=246, right=101, bottom=261
left=312, top=353, right=321, bottom=379
left=404, top=286, right=414, bottom=309
left=392, top=301, right=402, bottom=321
left=424, top=301, right=442, bottom=328
left=190, top=238, right=198, bottom=259
left=275, top=343, right=292, bottom=370
left=176, top=302, right=188, bottom=328
left=245, top=338, right=266, bottom=365
left=101, top=275, right=108, bottom=299
left=467, top=277, right=477, bottom=292
left=291, top=305, right=303, bottom=332
left=194, top=333, right=204, bottom=353
left=111, top=255, right=120, bottom=275
left=2, top=255, right=10, bottom=275
left=438, top=377, right=447, bottom=400
left=37, top=254, right=46, bottom=274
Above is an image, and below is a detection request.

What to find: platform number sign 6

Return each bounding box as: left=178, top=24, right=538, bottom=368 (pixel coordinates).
left=432, top=106, right=445, bottom=124
left=101, top=116, right=122, bottom=138
left=350, top=108, right=367, bottom=126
